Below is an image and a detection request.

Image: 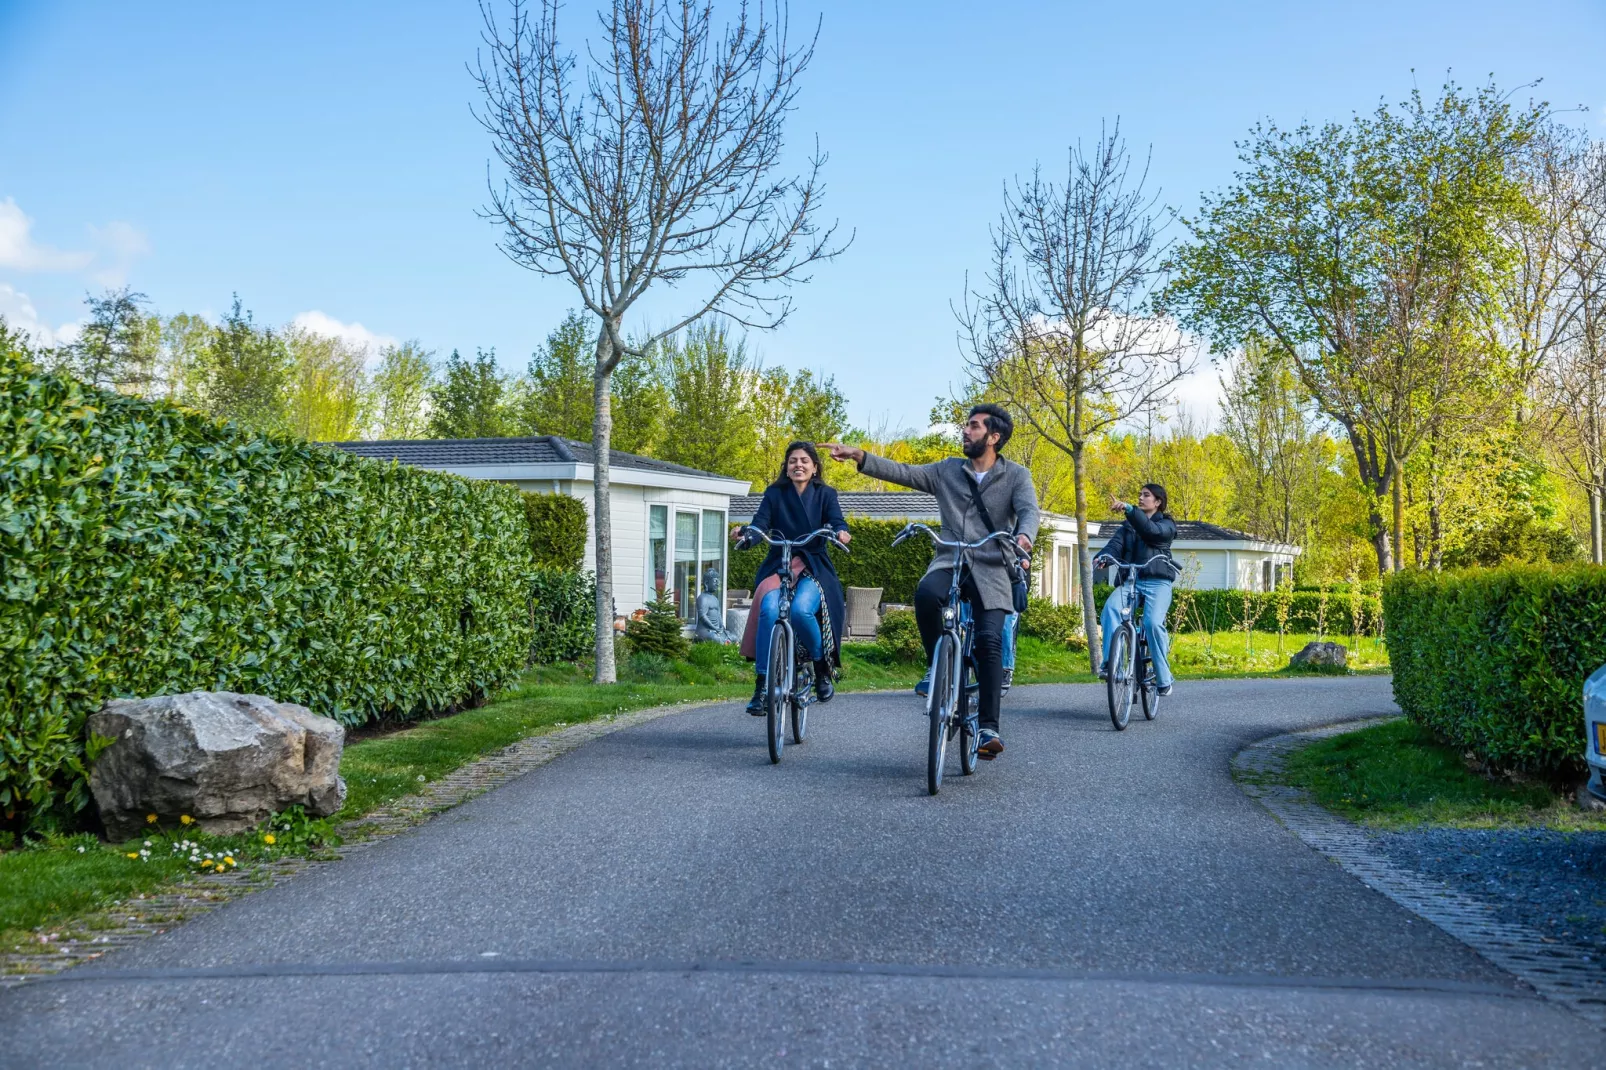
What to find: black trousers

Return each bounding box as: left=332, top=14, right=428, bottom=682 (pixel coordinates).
left=914, top=569, right=1008, bottom=733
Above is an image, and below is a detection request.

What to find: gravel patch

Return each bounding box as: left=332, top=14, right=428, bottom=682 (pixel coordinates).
left=1370, top=828, right=1606, bottom=960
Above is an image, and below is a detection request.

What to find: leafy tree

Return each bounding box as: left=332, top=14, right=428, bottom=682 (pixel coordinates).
left=199, top=297, right=290, bottom=432
left=658, top=323, right=756, bottom=479
left=519, top=310, right=593, bottom=440
left=55, top=287, right=161, bottom=394
left=160, top=312, right=214, bottom=405
left=1219, top=343, right=1328, bottom=543
left=608, top=347, right=669, bottom=455
left=370, top=341, right=435, bottom=440
left=0, top=315, right=36, bottom=363
left=428, top=348, right=511, bottom=439
left=283, top=326, right=370, bottom=442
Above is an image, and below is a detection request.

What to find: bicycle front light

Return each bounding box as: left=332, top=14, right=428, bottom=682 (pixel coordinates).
left=941, top=606, right=957, bottom=625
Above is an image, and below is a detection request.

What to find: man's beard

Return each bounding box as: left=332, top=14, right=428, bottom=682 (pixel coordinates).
left=961, top=436, right=986, bottom=459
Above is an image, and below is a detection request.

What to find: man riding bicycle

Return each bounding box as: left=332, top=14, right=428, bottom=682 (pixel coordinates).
left=1094, top=484, right=1179, bottom=697
left=825, top=404, right=1038, bottom=759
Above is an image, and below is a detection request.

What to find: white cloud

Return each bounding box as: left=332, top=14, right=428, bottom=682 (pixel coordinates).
left=86, top=220, right=152, bottom=287
left=0, top=198, right=94, bottom=273
left=0, top=282, right=79, bottom=347
left=290, top=310, right=399, bottom=365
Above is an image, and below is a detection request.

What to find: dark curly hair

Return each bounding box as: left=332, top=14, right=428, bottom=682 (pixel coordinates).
left=770, top=441, right=829, bottom=489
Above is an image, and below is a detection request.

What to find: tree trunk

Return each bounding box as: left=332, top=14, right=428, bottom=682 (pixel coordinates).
left=1429, top=498, right=1443, bottom=571
left=1072, top=441, right=1101, bottom=674
left=591, top=331, right=617, bottom=685
left=1389, top=456, right=1404, bottom=574
left=1591, top=486, right=1604, bottom=566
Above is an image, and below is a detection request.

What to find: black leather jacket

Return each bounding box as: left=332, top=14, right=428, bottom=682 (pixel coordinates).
left=1097, top=507, right=1180, bottom=582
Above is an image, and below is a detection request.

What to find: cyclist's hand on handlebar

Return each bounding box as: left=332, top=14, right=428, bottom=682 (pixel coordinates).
left=835, top=529, right=852, bottom=546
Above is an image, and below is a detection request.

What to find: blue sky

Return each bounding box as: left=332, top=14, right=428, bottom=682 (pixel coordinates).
left=3, top=0, right=1604, bottom=432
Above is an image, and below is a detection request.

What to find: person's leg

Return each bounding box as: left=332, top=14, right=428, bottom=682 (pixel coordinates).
left=1138, top=579, right=1174, bottom=688
left=913, top=570, right=952, bottom=662
left=1100, top=584, right=1129, bottom=669
left=1001, top=612, right=1017, bottom=672
left=790, top=578, right=824, bottom=660
left=962, top=573, right=1009, bottom=737
left=753, top=587, right=781, bottom=667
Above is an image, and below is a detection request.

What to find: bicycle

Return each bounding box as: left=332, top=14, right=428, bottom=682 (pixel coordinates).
left=1099, top=555, right=1169, bottom=730
left=735, top=526, right=848, bottom=764
left=892, top=523, right=1025, bottom=795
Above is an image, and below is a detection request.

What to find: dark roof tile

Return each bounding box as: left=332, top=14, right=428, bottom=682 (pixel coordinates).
left=328, top=436, right=740, bottom=481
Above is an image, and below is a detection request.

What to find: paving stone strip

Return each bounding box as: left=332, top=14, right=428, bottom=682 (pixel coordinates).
left=1234, top=718, right=1606, bottom=1029
left=0, top=697, right=731, bottom=988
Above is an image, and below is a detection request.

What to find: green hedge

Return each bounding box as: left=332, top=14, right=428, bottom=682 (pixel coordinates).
left=1, top=356, right=535, bottom=830
left=529, top=567, right=594, bottom=664
left=522, top=492, right=588, bottom=570
left=1384, top=566, right=1606, bottom=777
left=1093, top=584, right=1382, bottom=636
left=729, top=517, right=933, bottom=603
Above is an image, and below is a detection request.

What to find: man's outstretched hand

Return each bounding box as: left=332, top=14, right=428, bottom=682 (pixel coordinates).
left=820, top=443, right=864, bottom=465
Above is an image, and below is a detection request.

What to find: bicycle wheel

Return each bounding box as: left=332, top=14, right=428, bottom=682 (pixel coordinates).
left=791, top=647, right=809, bottom=745
left=1106, top=624, right=1135, bottom=731
left=927, top=633, right=957, bottom=795
left=1140, top=648, right=1160, bottom=721
left=766, top=622, right=790, bottom=764
left=957, top=662, right=979, bottom=776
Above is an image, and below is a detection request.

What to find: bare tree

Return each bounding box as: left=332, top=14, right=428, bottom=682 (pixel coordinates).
left=959, top=122, right=1190, bottom=672
left=474, top=0, right=845, bottom=682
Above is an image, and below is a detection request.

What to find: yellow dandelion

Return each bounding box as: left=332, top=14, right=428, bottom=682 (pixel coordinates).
left=263, top=834, right=276, bottom=845
left=200, top=859, right=214, bottom=868
left=126, top=852, right=139, bottom=859
left=180, top=815, right=193, bottom=826
left=223, top=857, right=235, bottom=866
left=146, top=814, right=158, bottom=824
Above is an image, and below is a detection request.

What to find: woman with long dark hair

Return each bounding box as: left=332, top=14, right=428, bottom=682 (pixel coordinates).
left=735, top=442, right=851, bottom=713
left=1094, top=483, right=1180, bottom=696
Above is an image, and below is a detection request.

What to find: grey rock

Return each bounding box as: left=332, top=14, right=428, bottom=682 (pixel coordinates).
left=1288, top=640, right=1349, bottom=670
left=88, top=692, right=346, bottom=841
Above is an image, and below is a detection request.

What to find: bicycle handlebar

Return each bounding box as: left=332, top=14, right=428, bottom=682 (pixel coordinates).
left=892, top=523, right=1026, bottom=560
left=735, top=526, right=850, bottom=554
left=1098, top=555, right=1171, bottom=576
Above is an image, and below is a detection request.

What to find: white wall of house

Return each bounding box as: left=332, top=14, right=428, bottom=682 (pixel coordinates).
left=1033, top=516, right=1080, bottom=606
left=1170, top=545, right=1299, bottom=592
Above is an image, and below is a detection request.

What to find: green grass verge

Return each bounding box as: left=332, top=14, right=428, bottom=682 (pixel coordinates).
left=2, top=627, right=1386, bottom=955
left=1279, top=718, right=1606, bottom=831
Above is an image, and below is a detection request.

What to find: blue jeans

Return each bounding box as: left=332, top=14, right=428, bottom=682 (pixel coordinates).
left=755, top=577, right=824, bottom=667
left=1002, top=612, right=1018, bottom=671
left=1101, top=580, right=1173, bottom=688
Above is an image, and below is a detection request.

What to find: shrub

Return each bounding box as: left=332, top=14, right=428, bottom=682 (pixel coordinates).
left=1384, top=565, right=1606, bottom=778
left=1094, top=585, right=1382, bottom=636
left=529, top=567, right=595, bottom=664
left=0, top=356, right=534, bottom=831
left=624, top=590, right=689, bottom=660
left=729, top=517, right=932, bottom=603
left=1018, top=597, right=1082, bottom=648
left=522, top=492, right=588, bottom=569
left=875, top=609, right=924, bottom=663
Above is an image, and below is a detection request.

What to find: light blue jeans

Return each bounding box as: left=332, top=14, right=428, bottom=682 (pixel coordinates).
left=1002, top=612, right=1018, bottom=671
left=755, top=576, right=824, bottom=667
left=1101, top=580, right=1173, bottom=688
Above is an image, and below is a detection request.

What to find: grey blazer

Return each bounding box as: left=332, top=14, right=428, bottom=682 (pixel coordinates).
left=858, top=453, right=1041, bottom=612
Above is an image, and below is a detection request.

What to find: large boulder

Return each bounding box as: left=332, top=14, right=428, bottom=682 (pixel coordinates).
left=88, top=692, right=347, bottom=841
left=1288, top=641, right=1350, bottom=671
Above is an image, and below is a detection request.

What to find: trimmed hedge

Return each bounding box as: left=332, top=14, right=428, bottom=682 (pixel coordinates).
left=1385, top=566, right=1606, bottom=778
left=523, top=492, right=588, bottom=570
left=1093, top=585, right=1382, bottom=636
left=529, top=567, right=594, bottom=664
left=1, top=355, right=535, bottom=829
left=729, top=517, right=932, bottom=603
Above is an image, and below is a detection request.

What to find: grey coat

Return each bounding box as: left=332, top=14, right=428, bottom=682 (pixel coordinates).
left=858, top=453, right=1041, bottom=612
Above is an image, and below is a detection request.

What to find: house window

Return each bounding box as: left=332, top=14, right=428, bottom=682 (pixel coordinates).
left=1262, top=559, right=1273, bottom=592
left=648, top=506, right=668, bottom=598
left=1057, top=545, right=1072, bottom=605
left=674, top=511, right=699, bottom=617
left=702, top=509, right=726, bottom=602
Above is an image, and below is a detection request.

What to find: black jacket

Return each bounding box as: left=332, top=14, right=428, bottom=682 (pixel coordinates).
left=1097, top=507, right=1180, bottom=582
left=747, top=482, right=849, bottom=664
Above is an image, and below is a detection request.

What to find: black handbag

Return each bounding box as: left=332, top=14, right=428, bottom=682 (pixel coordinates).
left=965, top=471, right=1030, bottom=613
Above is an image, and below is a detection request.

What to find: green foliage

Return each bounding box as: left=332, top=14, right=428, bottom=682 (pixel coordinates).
left=428, top=348, right=510, bottom=438
left=874, top=609, right=924, bottom=663
left=624, top=590, right=689, bottom=660
left=0, top=355, right=534, bottom=831
left=729, top=517, right=933, bottom=604
left=522, top=492, right=588, bottom=569
left=519, top=310, right=595, bottom=441
left=1384, top=565, right=1606, bottom=778
left=1018, top=596, right=1085, bottom=649
left=200, top=296, right=291, bottom=432
left=528, top=567, right=595, bottom=664
left=1094, top=584, right=1383, bottom=636
left=370, top=342, right=435, bottom=440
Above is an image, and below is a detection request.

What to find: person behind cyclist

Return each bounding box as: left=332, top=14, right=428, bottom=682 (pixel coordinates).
left=824, top=404, right=1037, bottom=759
left=1094, top=484, right=1179, bottom=697
left=736, top=442, right=852, bottom=714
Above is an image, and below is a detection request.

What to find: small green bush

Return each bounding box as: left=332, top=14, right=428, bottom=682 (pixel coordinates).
left=522, top=492, right=588, bottom=569
left=1018, top=597, right=1084, bottom=649
left=1385, top=565, right=1606, bottom=778
left=0, top=355, right=534, bottom=831
left=624, top=590, right=690, bottom=660
left=623, top=652, right=674, bottom=682
left=529, top=567, right=595, bottom=664
left=875, top=609, right=924, bottom=663
left=1093, top=584, right=1382, bottom=636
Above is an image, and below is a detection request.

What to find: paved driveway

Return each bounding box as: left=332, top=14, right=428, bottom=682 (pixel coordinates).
left=2, top=678, right=1598, bottom=1067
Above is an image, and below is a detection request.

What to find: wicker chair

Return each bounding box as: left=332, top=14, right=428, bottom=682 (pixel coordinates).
left=844, top=586, right=884, bottom=639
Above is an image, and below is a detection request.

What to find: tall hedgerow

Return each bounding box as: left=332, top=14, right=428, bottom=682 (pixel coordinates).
left=0, top=354, right=534, bottom=830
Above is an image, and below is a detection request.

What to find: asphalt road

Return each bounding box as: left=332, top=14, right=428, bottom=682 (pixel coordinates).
left=2, top=678, right=1599, bottom=1067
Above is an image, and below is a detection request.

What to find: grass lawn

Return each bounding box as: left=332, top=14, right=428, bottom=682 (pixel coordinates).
left=1, top=627, right=1387, bottom=958
left=1279, top=718, right=1606, bottom=831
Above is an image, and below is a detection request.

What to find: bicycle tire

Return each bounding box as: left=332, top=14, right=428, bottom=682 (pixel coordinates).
left=766, top=622, right=790, bottom=764
left=928, top=633, right=956, bottom=795
left=957, top=662, right=978, bottom=775
left=1140, top=648, right=1160, bottom=721
left=791, top=646, right=809, bottom=745
left=1107, top=625, right=1135, bottom=731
